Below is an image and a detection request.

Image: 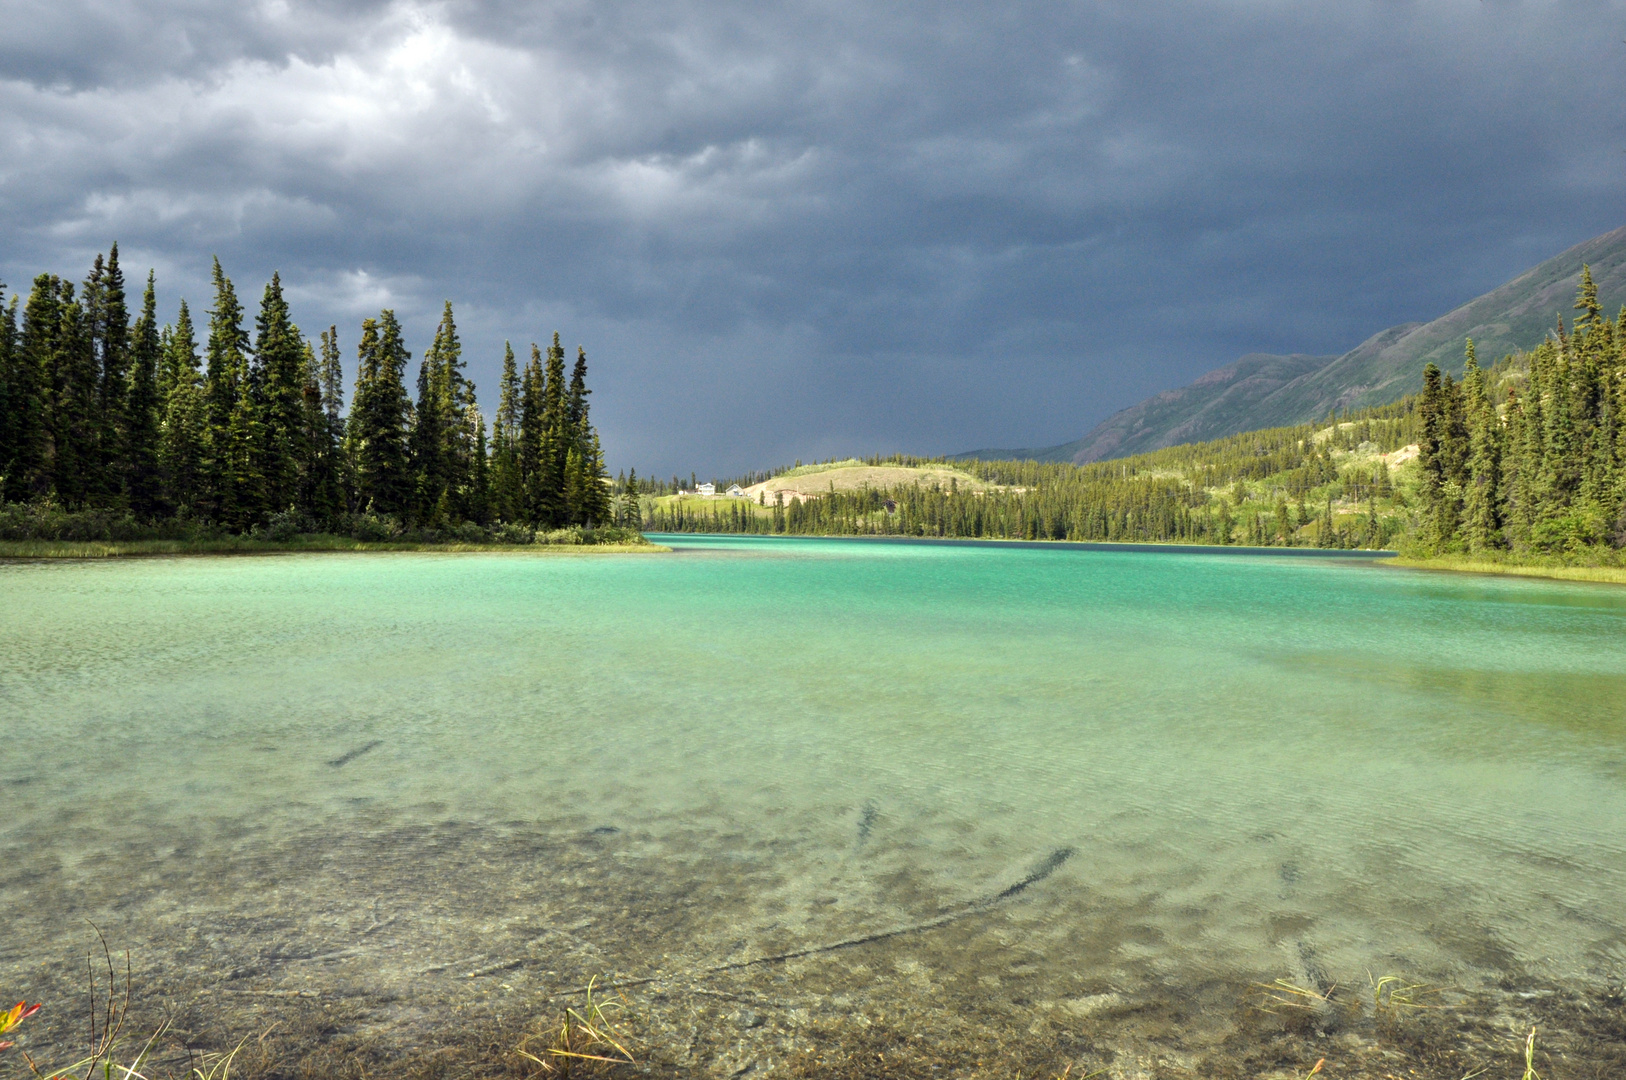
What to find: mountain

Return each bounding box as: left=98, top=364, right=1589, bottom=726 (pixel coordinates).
left=972, top=225, right=1626, bottom=464
left=959, top=351, right=1339, bottom=464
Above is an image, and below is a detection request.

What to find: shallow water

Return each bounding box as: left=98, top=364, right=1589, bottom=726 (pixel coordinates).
left=3, top=536, right=1625, bottom=1076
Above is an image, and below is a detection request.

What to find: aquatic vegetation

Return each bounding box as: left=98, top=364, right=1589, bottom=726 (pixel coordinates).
left=1521, top=1027, right=1541, bottom=1080
left=15, top=933, right=163, bottom=1080
left=1253, top=978, right=1338, bottom=1014
left=515, top=977, right=637, bottom=1077
left=1368, top=972, right=1443, bottom=1017
left=182, top=1037, right=249, bottom=1080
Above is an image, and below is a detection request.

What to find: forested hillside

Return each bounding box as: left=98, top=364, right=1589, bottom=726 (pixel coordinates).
left=653, top=406, right=1421, bottom=548
left=0, top=247, right=635, bottom=543
left=655, top=270, right=1626, bottom=562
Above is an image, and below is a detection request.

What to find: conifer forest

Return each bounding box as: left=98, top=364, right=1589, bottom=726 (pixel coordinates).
left=0, top=247, right=630, bottom=542
left=1411, top=268, right=1626, bottom=556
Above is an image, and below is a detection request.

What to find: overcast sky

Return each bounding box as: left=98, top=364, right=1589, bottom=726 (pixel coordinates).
left=2, top=1, right=1623, bottom=476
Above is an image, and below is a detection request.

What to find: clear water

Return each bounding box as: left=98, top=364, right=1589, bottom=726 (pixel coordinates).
left=3, top=536, right=1624, bottom=1071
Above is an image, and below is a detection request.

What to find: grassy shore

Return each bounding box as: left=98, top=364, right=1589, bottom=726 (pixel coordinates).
left=0, top=535, right=669, bottom=559
left=1389, top=553, right=1626, bottom=585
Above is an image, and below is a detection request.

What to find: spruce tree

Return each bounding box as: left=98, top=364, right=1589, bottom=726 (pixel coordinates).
left=159, top=309, right=206, bottom=518
left=1574, top=264, right=1602, bottom=330
left=223, top=372, right=266, bottom=528
left=1418, top=363, right=1445, bottom=533
left=1501, top=388, right=1535, bottom=550
left=125, top=271, right=163, bottom=516
left=204, top=259, right=250, bottom=520
left=0, top=285, right=14, bottom=494
left=95, top=245, right=130, bottom=500
left=489, top=341, right=523, bottom=522
left=1459, top=340, right=1502, bottom=550
left=1539, top=338, right=1578, bottom=519
left=253, top=272, right=306, bottom=518
left=411, top=336, right=447, bottom=523
left=518, top=343, right=547, bottom=524
left=316, top=326, right=347, bottom=516
left=409, top=302, right=472, bottom=523
left=563, top=444, right=588, bottom=524
left=160, top=300, right=196, bottom=401
left=468, top=413, right=491, bottom=525
left=536, top=333, right=568, bottom=525
left=47, top=278, right=99, bottom=507
left=560, top=346, right=611, bottom=525
left=583, top=430, right=612, bottom=525
left=79, top=254, right=108, bottom=497
left=624, top=466, right=641, bottom=527
left=566, top=346, right=589, bottom=432
left=348, top=311, right=413, bottom=516
left=319, top=327, right=344, bottom=431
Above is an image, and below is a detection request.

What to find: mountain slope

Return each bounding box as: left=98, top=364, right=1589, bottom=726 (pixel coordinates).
left=1027, top=352, right=1338, bottom=464
left=1245, top=224, right=1626, bottom=429
left=972, top=225, right=1626, bottom=464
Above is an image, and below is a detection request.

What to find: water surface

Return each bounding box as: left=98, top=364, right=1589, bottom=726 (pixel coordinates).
left=3, top=536, right=1623, bottom=1076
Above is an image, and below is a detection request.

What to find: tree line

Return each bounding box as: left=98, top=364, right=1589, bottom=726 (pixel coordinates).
left=1415, top=267, right=1626, bottom=555
left=0, top=247, right=625, bottom=537
left=649, top=405, right=1418, bottom=549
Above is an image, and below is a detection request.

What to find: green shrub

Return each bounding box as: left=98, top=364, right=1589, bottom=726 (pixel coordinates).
left=343, top=511, right=401, bottom=542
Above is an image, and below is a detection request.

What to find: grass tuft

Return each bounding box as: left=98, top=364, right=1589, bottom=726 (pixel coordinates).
left=515, top=977, right=636, bottom=1077
left=1521, top=1027, right=1541, bottom=1080
left=1253, top=978, right=1337, bottom=1014
left=1369, top=972, right=1443, bottom=1016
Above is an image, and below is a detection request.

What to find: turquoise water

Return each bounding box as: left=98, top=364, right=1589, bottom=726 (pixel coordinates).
left=3, top=535, right=1625, bottom=1065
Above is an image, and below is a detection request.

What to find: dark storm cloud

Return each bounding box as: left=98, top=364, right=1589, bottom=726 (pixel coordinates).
left=2, top=0, right=1623, bottom=474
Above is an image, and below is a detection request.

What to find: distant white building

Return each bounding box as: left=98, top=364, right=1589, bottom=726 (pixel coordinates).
left=727, top=484, right=745, bottom=497
left=695, top=482, right=716, bottom=496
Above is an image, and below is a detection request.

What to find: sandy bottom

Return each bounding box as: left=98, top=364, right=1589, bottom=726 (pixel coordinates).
left=4, top=808, right=1623, bottom=1080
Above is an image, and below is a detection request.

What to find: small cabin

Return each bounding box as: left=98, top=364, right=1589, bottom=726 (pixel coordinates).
left=695, top=482, right=716, bottom=496
left=727, top=484, right=745, bottom=498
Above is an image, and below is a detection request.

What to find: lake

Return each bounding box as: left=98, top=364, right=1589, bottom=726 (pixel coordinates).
left=3, top=535, right=1624, bottom=1078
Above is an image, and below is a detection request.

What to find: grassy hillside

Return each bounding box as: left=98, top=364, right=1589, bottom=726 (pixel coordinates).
left=741, top=460, right=991, bottom=499
left=985, top=225, right=1626, bottom=464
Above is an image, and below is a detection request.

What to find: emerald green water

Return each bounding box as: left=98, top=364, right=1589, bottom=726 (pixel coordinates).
left=3, top=535, right=1625, bottom=1069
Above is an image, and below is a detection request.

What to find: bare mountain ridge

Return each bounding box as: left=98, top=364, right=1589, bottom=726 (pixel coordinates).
left=965, top=225, right=1626, bottom=464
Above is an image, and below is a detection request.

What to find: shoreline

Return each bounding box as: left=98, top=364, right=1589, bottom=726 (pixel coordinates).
left=649, top=531, right=1396, bottom=559
left=655, top=532, right=1626, bottom=585
left=12, top=531, right=1623, bottom=586
left=1388, top=554, right=1626, bottom=586
left=0, top=536, right=670, bottom=559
